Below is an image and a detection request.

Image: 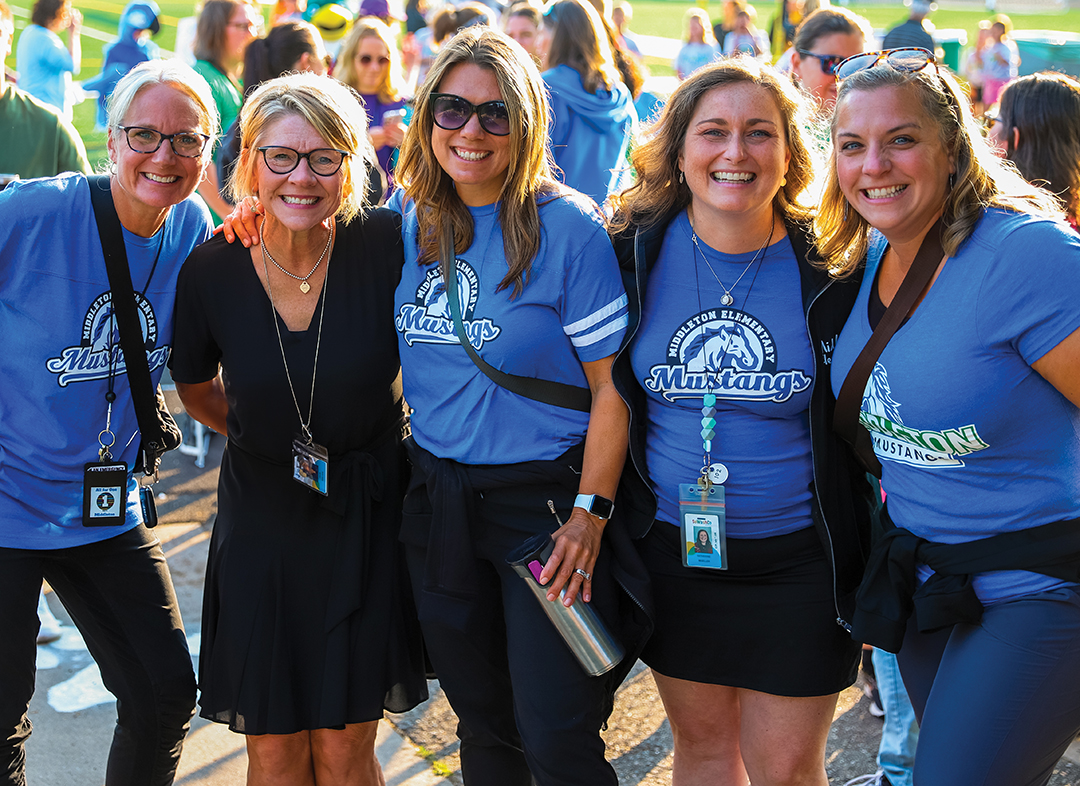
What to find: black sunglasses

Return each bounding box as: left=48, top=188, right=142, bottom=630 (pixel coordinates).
left=834, top=47, right=937, bottom=82
left=430, top=93, right=512, bottom=136
left=358, top=54, right=390, bottom=66
left=796, top=50, right=844, bottom=76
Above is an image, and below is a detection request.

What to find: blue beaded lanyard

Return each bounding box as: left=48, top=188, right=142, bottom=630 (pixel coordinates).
left=689, top=213, right=771, bottom=490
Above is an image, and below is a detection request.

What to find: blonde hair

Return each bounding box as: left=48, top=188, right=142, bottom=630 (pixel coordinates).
left=333, top=16, right=406, bottom=104
left=814, top=65, right=1062, bottom=276
left=683, top=7, right=715, bottom=45
left=609, top=57, right=818, bottom=235
left=542, top=0, right=620, bottom=94
left=394, top=26, right=559, bottom=297
left=230, top=72, right=375, bottom=224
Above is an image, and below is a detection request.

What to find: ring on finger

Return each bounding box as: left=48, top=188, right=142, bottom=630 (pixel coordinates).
left=574, top=568, right=591, bottom=581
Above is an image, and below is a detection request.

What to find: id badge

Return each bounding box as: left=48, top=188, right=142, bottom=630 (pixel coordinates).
left=292, top=437, right=329, bottom=495
left=678, top=483, right=727, bottom=570
left=83, top=461, right=128, bottom=526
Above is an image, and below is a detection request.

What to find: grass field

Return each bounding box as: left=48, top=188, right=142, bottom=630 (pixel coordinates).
left=8, top=0, right=1080, bottom=167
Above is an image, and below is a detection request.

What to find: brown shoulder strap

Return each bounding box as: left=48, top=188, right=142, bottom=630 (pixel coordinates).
left=834, top=218, right=946, bottom=477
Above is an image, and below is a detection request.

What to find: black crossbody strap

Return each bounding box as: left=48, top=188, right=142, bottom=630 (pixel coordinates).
left=834, top=218, right=946, bottom=477
left=87, top=175, right=166, bottom=474
left=440, top=227, right=593, bottom=413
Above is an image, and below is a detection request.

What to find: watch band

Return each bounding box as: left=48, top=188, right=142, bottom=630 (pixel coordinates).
left=574, top=493, right=615, bottom=520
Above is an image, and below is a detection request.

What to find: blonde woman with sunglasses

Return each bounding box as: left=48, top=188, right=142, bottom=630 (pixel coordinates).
left=820, top=49, right=1080, bottom=786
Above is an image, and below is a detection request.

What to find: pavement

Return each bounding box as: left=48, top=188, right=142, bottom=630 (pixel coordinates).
left=24, top=421, right=1080, bottom=785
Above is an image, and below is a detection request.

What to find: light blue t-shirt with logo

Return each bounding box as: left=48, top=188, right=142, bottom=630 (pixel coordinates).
left=831, top=210, right=1080, bottom=604
left=630, top=211, right=815, bottom=537
left=0, top=173, right=213, bottom=549
left=390, top=188, right=628, bottom=465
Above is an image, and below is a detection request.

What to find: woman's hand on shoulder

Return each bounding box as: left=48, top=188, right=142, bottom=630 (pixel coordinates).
left=220, top=197, right=264, bottom=247
left=539, top=508, right=606, bottom=606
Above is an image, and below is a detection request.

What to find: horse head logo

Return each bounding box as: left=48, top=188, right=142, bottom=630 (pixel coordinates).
left=424, top=269, right=468, bottom=319
left=685, top=324, right=760, bottom=372
left=864, top=362, right=902, bottom=423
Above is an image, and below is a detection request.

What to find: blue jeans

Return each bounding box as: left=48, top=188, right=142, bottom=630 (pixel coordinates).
left=872, top=648, right=918, bottom=786
left=899, top=586, right=1080, bottom=786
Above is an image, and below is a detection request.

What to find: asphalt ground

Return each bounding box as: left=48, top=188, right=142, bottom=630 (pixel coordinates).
left=23, top=424, right=1080, bottom=785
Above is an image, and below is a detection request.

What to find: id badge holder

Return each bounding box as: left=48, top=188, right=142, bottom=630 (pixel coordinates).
left=292, top=436, right=329, bottom=495
left=83, top=461, right=128, bottom=526
left=678, top=483, right=727, bottom=570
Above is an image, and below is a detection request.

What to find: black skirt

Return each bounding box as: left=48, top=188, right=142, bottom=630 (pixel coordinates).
left=638, top=522, right=859, bottom=697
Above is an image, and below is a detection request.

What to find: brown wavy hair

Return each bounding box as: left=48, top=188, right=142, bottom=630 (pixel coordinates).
left=814, top=65, right=1062, bottom=277
left=609, top=57, right=818, bottom=236
left=394, top=26, right=559, bottom=297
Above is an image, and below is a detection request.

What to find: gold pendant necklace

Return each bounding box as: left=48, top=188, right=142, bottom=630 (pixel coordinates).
left=262, top=223, right=334, bottom=293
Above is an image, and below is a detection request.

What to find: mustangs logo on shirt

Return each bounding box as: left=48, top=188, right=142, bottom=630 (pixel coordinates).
left=45, top=291, right=167, bottom=387
left=861, top=362, right=989, bottom=468
left=644, top=307, right=811, bottom=402
left=395, top=259, right=501, bottom=348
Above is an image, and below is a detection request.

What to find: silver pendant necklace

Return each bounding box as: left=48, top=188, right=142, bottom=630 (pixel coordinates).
left=262, top=223, right=333, bottom=294
left=690, top=216, right=774, bottom=306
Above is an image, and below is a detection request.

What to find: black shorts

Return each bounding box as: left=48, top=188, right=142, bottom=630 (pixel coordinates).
left=638, top=522, right=859, bottom=697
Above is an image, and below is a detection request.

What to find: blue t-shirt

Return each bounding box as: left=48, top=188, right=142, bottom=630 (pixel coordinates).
left=15, top=24, right=75, bottom=118
left=673, top=42, right=721, bottom=79
left=630, top=211, right=815, bottom=537
left=390, top=189, right=628, bottom=465
left=831, top=210, right=1080, bottom=604
left=0, top=173, right=213, bottom=549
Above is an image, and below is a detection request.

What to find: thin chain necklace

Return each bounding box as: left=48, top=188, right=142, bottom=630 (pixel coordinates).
left=259, top=223, right=332, bottom=443
left=262, top=222, right=333, bottom=294
left=689, top=215, right=775, bottom=306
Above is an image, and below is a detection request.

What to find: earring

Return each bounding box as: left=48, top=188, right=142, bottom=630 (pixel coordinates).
left=780, top=176, right=787, bottom=187
left=679, top=170, right=685, bottom=184
left=948, top=172, right=956, bottom=191
left=843, top=200, right=850, bottom=222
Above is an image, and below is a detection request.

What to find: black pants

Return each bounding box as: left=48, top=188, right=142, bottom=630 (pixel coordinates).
left=404, top=480, right=620, bottom=786
left=0, top=526, right=197, bottom=786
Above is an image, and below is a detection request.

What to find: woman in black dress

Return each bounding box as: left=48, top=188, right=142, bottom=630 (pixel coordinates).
left=170, top=72, right=426, bottom=786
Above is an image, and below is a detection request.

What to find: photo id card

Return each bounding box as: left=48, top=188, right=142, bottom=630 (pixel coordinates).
left=83, top=461, right=128, bottom=526
left=292, top=437, right=329, bottom=496
left=678, top=483, right=727, bottom=570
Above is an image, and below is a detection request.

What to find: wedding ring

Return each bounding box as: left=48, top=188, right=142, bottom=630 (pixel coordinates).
left=574, top=568, right=592, bottom=581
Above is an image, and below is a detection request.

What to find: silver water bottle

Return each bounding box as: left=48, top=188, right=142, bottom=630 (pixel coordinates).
left=506, top=532, right=625, bottom=677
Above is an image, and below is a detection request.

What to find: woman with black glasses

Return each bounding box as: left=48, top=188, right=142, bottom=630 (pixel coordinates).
left=820, top=48, right=1080, bottom=786
left=171, top=72, right=426, bottom=786
left=789, top=6, right=871, bottom=109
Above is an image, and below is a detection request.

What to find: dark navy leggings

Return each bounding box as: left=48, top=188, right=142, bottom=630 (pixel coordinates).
left=898, top=586, right=1080, bottom=786
left=0, top=526, right=197, bottom=786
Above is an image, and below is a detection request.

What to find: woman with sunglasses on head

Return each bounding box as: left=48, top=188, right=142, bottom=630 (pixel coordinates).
left=335, top=17, right=410, bottom=201
left=790, top=6, right=872, bottom=109
left=819, top=48, right=1080, bottom=786
left=170, top=72, right=426, bottom=786
left=535, top=0, right=637, bottom=206
left=988, top=71, right=1080, bottom=231
left=0, top=59, right=218, bottom=785
left=391, top=26, right=648, bottom=786
left=607, top=57, right=874, bottom=786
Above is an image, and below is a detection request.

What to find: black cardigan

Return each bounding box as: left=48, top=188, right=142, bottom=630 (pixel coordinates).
left=610, top=210, right=878, bottom=627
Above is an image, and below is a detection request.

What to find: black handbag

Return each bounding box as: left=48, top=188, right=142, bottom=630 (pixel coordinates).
left=87, top=175, right=182, bottom=478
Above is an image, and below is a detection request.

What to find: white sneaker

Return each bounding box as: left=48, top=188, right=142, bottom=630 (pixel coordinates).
left=843, top=770, right=890, bottom=786
left=36, top=589, right=63, bottom=645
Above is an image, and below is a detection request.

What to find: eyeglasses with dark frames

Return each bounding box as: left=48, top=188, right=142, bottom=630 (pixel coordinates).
left=796, top=50, right=846, bottom=76
left=430, top=93, right=512, bottom=136
left=256, top=146, right=350, bottom=176
left=358, top=54, right=390, bottom=66
left=834, top=47, right=937, bottom=82
left=119, top=126, right=211, bottom=158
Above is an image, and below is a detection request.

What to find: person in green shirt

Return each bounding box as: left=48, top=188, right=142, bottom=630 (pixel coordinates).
left=0, top=1, right=90, bottom=182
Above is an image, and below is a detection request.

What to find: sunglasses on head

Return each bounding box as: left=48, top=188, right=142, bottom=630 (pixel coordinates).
left=796, top=50, right=844, bottom=76
left=359, top=54, right=390, bottom=66
left=430, top=93, right=512, bottom=136
left=834, top=47, right=937, bottom=82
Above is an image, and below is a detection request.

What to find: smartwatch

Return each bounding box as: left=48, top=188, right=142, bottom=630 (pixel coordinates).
left=574, top=493, right=615, bottom=521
